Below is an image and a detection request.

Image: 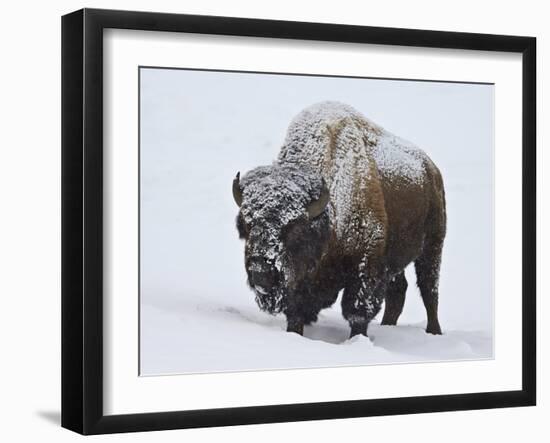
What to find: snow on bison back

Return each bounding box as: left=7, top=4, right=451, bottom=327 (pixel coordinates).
left=233, top=101, right=446, bottom=339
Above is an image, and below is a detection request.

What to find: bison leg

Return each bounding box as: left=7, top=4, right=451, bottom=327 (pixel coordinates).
left=381, top=271, right=407, bottom=326
left=286, top=317, right=304, bottom=335
left=415, top=243, right=443, bottom=335
left=284, top=292, right=323, bottom=336
left=341, top=278, right=385, bottom=338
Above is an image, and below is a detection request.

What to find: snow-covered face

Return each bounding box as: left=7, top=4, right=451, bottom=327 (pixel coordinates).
left=234, top=164, right=331, bottom=314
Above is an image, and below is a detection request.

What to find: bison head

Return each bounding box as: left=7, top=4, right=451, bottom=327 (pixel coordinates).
left=233, top=164, right=331, bottom=314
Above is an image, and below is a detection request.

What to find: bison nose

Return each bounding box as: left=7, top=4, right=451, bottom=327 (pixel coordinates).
left=250, top=270, right=274, bottom=289
left=246, top=255, right=271, bottom=272
left=247, top=257, right=277, bottom=287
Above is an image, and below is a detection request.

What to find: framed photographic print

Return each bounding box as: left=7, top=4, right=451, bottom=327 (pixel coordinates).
left=61, top=8, right=536, bottom=435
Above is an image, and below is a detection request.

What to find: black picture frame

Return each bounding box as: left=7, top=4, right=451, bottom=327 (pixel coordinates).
left=61, top=8, right=536, bottom=435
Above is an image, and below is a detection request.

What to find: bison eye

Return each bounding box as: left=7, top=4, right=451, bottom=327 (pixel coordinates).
left=282, top=221, right=305, bottom=250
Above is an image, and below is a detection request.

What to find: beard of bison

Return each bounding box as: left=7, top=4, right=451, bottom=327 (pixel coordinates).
left=234, top=165, right=333, bottom=334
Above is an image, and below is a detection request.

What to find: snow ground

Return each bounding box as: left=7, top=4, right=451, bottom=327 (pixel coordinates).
left=139, top=68, right=494, bottom=375
left=141, top=292, right=493, bottom=375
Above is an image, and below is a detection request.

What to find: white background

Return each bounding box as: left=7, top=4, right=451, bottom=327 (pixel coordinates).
left=0, top=0, right=545, bottom=441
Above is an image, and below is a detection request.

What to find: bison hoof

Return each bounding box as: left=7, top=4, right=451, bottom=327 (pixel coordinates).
left=286, top=322, right=304, bottom=336
left=426, top=323, right=442, bottom=335
left=349, top=323, right=368, bottom=338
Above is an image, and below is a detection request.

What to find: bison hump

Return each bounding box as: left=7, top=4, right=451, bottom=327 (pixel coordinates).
left=372, top=131, right=428, bottom=185
left=279, top=101, right=428, bottom=185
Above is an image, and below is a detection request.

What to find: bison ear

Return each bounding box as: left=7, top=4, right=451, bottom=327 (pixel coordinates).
left=232, top=172, right=243, bottom=207
left=307, top=180, right=330, bottom=219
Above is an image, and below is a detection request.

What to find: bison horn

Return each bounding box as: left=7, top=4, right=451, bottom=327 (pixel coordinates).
left=307, top=180, right=330, bottom=219
left=232, top=172, right=243, bottom=207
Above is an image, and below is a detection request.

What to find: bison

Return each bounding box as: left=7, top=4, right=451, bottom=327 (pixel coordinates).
left=232, top=101, right=446, bottom=338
